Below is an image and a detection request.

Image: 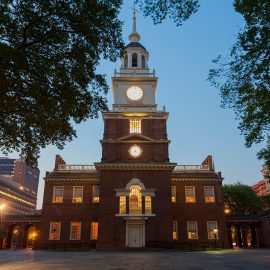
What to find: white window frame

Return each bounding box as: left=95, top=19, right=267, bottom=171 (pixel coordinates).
left=145, top=196, right=152, bottom=214
left=129, top=119, right=141, bottom=134
left=187, top=221, right=198, bottom=239
left=185, top=186, right=196, bottom=203
left=52, top=186, right=64, bottom=203
left=173, top=220, right=178, bottom=240
left=49, top=221, right=61, bottom=240
left=171, top=186, right=176, bottom=203
left=207, top=221, right=219, bottom=239
left=204, top=186, right=215, bottom=203
left=70, top=222, right=81, bottom=240
left=72, top=186, right=83, bottom=203
left=92, top=186, right=100, bottom=203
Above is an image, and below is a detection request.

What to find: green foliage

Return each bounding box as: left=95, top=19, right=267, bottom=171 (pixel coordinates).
left=0, top=0, right=199, bottom=167
left=223, top=183, right=264, bottom=214
left=261, top=194, right=270, bottom=210
left=136, top=0, right=199, bottom=26
left=0, top=0, right=124, bottom=166
left=208, top=0, right=270, bottom=168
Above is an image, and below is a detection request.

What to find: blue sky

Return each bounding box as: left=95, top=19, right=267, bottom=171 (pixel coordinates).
left=2, top=0, right=264, bottom=209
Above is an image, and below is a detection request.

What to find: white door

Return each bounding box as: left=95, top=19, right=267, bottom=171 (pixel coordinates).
left=128, top=225, right=142, bottom=247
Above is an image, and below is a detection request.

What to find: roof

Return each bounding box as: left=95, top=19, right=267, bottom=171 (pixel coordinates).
left=45, top=171, right=99, bottom=181
left=227, top=210, right=270, bottom=221
left=125, top=42, right=147, bottom=51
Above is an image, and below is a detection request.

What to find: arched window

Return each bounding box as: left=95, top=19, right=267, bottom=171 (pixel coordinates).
left=132, top=53, right=137, bottom=67
left=142, top=55, right=145, bottom=68
left=124, top=54, right=128, bottom=68
left=129, top=185, right=142, bottom=214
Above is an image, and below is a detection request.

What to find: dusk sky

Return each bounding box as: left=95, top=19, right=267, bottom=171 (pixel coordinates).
left=2, top=0, right=264, bottom=209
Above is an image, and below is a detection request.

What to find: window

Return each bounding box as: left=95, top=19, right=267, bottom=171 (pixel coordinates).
left=70, top=222, right=81, bottom=240
left=49, top=222, right=61, bottom=240
left=171, top=186, right=176, bottom=203
left=145, top=196, right=152, bottom=214
left=204, top=186, right=215, bottom=203
left=73, top=186, right=83, bottom=203
left=52, top=186, right=64, bottom=203
left=130, top=119, right=141, bottom=133
left=185, top=186, right=196, bottom=203
left=187, top=221, right=198, bottom=239
left=119, top=196, right=126, bottom=214
left=91, top=222, right=98, bottom=240
left=132, top=53, right=137, bottom=67
left=173, top=220, right=178, bottom=240
left=207, top=221, right=218, bottom=239
left=129, top=185, right=142, bottom=214
left=92, top=186, right=100, bottom=203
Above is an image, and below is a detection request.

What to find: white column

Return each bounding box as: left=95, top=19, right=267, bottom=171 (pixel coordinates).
left=128, top=53, right=132, bottom=68
left=138, top=53, right=142, bottom=68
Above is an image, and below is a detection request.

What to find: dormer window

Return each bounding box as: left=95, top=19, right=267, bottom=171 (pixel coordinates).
left=130, top=119, right=141, bottom=133
left=132, top=53, right=137, bottom=67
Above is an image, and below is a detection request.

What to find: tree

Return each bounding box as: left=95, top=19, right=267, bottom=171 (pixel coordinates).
left=224, top=183, right=264, bottom=215
left=0, top=0, right=199, bottom=166
left=208, top=0, right=270, bottom=168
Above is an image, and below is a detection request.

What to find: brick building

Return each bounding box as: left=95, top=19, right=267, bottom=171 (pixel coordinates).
left=39, top=13, right=227, bottom=250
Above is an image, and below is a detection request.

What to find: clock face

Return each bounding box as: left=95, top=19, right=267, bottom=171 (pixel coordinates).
left=129, top=145, right=142, bottom=158
left=126, top=86, right=143, bottom=101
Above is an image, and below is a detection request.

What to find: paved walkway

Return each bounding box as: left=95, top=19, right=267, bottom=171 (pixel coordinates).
left=0, top=248, right=269, bottom=270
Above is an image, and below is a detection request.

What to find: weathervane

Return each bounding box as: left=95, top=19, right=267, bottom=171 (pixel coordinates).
left=131, top=4, right=139, bottom=33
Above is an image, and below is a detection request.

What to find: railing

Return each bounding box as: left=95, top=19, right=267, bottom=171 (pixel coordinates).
left=58, top=164, right=96, bottom=171
left=173, top=165, right=209, bottom=171
left=113, top=69, right=156, bottom=78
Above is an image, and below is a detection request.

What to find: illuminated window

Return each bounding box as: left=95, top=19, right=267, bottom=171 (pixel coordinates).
left=52, top=186, right=64, bottom=203
left=91, top=222, right=98, bottom=240
left=145, top=196, right=152, bottom=214
left=171, top=186, right=176, bottom=203
left=129, top=185, right=142, bottom=214
left=92, top=186, right=100, bottom=203
left=130, top=119, right=141, bottom=133
left=173, top=220, right=178, bottom=240
left=73, top=186, right=83, bottom=203
left=207, top=221, right=218, bottom=239
left=49, top=222, right=61, bottom=240
left=185, top=186, right=196, bottom=203
left=70, top=222, right=81, bottom=240
left=119, top=196, right=126, bottom=214
left=204, top=186, right=215, bottom=203
left=187, top=221, right=198, bottom=239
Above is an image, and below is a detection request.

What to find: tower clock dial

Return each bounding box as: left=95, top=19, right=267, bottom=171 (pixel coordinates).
left=126, top=86, right=143, bottom=101
left=128, top=145, right=142, bottom=158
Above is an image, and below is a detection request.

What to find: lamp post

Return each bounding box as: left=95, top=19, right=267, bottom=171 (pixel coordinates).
left=213, top=228, right=218, bottom=249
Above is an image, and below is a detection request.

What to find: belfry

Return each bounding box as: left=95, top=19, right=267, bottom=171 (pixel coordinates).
left=39, top=12, right=227, bottom=250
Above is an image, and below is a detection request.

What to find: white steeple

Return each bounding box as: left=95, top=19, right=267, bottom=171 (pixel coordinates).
left=128, top=7, right=141, bottom=42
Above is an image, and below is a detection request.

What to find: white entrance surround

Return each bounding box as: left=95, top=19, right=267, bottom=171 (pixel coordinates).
left=126, top=219, right=145, bottom=247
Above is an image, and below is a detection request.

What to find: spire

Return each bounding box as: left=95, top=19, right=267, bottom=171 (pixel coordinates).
left=129, top=6, right=141, bottom=42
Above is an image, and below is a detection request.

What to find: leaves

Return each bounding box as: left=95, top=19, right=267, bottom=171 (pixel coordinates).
left=208, top=0, right=270, bottom=168
left=136, top=0, right=199, bottom=26
left=0, top=0, right=124, bottom=166
left=224, top=183, right=264, bottom=214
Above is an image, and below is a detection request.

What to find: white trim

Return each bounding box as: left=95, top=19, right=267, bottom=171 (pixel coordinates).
left=185, top=186, right=196, bottom=203
left=72, top=186, right=83, bottom=203
left=69, top=221, right=81, bottom=240
left=187, top=221, right=198, bottom=239
left=49, top=221, right=61, bottom=240
left=125, top=178, right=145, bottom=190
left=207, top=221, right=219, bottom=239
left=52, top=186, right=64, bottom=203
left=204, top=186, right=215, bottom=203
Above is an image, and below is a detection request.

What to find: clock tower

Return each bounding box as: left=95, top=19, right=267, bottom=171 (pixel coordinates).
left=95, top=10, right=176, bottom=249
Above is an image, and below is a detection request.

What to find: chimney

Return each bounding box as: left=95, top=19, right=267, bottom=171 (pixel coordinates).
left=54, top=155, right=66, bottom=171
left=202, top=155, right=214, bottom=171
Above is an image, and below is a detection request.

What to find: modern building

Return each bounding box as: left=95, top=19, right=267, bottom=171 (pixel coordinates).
left=0, top=158, right=40, bottom=215
left=39, top=14, right=228, bottom=250
left=0, top=158, right=40, bottom=193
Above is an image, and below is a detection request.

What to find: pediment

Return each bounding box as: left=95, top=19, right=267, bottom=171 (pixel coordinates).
left=117, top=133, right=154, bottom=142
